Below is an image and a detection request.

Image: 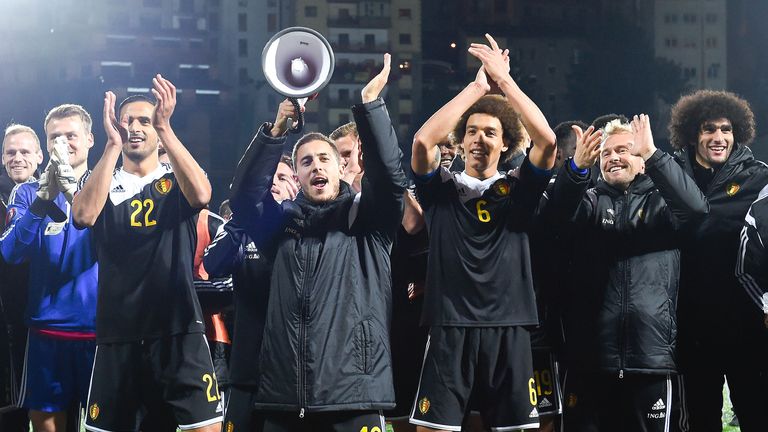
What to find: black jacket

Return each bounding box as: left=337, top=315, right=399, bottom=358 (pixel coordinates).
left=230, top=99, right=407, bottom=413
left=546, top=151, right=708, bottom=374
left=673, top=144, right=768, bottom=351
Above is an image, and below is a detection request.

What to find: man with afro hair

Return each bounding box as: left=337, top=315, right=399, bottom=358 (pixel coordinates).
left=669, top=89, right=768, bottom=431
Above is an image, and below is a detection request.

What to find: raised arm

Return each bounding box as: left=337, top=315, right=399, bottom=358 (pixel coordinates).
left=72, top=91, right=124, bottom=228
left=411, top=66, right=490, bottom=175
left=151, top=75, right=211, bottom=208
left=631, top=114, right=708, bottom=226
left=469, top=34, right=556, bottom=169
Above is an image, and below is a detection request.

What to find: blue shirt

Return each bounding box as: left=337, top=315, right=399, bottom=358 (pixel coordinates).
left=0, top=182, right=97, bottom=332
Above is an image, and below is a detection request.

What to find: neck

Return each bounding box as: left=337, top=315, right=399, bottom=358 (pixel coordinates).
left=122, top=154, right=160, bottom=177
left=73, top=163, right=88, bottom=181
left=465, top=166, right=498, bottom=180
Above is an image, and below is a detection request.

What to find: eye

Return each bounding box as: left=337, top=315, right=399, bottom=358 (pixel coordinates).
left=721, top=126, right=733, bottom=133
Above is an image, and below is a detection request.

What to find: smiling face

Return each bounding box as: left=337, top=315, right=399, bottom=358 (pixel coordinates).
left=438, top=138, right=458, bottom=168
left=600, top=132, right=644, bottom=190
left=45, top=115, right=94, bottom=170
left=2, top=131, right=43, bottom=184
left=462, top=113, right=508, bottom=179
left=295, top=140, right=343, bottom=203
left=696, top=117, right=734, bottom=169
left=120, top=100, right=159, bottom=164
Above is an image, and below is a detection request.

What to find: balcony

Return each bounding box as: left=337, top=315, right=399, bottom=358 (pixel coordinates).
left=327, top=16, right=390, bottom=28
left=330, top=42, right=390, bottom=53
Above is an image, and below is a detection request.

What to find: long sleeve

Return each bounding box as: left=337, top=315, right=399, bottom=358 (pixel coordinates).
left=0, top=183, right=48, bottom=264
left=349, top=98, right=408, bottom=234
left=736, top=190, right=768, bottom=314
left=644, top=150, right=709, bottom=227
left=203, top=221, right=246, bottom=278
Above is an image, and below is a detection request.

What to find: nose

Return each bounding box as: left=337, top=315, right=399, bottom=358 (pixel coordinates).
left=712, top=128, right=725, bottom=141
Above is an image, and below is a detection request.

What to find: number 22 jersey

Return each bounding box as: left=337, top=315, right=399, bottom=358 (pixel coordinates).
left=415, top=159, right=551, bottom=327
left=87, top=163, right=205, bottom=343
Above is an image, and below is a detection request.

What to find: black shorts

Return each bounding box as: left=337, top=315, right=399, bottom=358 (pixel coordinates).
left=409, top=326, right=539, bottom=431
left=84, top=333, right=223, bottom=432
left=563, top=371, right=673, bottom=432
left=223, top=385, right=261, bottom=432
left=531, top=349, right=563, bottom=417
left=261, top=410, right=385, bottom=432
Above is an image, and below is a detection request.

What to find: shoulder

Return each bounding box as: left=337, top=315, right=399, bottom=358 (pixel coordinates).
left=9, top=181, right=38, bottom=204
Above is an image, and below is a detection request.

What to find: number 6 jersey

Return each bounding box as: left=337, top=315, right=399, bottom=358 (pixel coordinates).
left=415, top=159, right=551, bottom=327
left=86, top=163, right=204, bottom=343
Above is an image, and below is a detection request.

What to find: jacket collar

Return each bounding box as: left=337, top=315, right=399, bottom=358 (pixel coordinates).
left=595, top=174, right=654, bottom=197
left=295, top=180, right=353, bottom=215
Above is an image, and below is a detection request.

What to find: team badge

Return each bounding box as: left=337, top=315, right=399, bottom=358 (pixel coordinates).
left=225, top=421, right=234, bottom=432
left=726, top=182, right=740, bottom=197
left=566, top=393, right=578, bottom=408
left=492, top=179, right=511, bottom=196
left=418, top=397, right=431, bottom=414
left=154, top=178, right=173, bottom=194
left=89, top=403, right=100, bottom=420
left=637, top=208, right=644, bottom=220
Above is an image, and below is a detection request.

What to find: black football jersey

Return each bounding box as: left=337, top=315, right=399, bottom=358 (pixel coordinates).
left=416, top=159, right=551, bottom=326
left=90, top=163, right=204, bottom=342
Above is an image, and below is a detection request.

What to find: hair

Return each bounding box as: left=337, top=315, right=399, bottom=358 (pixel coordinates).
left=219, top=199, right=232, bottom=220
left=291, top=132, right=341, bottom=171
left=44, top=104, right=93, bottom=134
left=601, top=119, right=633, bottom=146
left=553, top=120, right=588, bottom=149
left=668, top=89, right=755, bottom=150
left=118, top=94, right=157, bottom=114
left=329, top=122, right=358, bottom=141
left=279, top=153, right=293, bottom=168
left=3, top=124, right=41, bottom=153
left=452, top=95, right=524, bottom=163
left=591, top=113, right=628, bottom=131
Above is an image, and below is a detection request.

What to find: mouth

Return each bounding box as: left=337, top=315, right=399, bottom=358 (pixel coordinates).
left=128, top=135, right=145, bottom=145
left=310, top=176, right=328, bottom=190
left=607, top=164, right=626, bottom=174
left=468, top=149, right=488, bottom=159
left=708, top=145, right=727, bottom=156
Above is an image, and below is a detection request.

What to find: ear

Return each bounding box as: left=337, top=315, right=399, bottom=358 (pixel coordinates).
left=87, top=132, right=95, bottom=149
left=35, top=150, right=44, bottom=165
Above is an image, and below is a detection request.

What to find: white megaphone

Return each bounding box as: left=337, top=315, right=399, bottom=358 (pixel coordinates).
left=262, top=27, right=335, bottom=134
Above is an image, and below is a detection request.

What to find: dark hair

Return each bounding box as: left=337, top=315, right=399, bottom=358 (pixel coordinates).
left=218, top=199, right=232, bottom=219
left=553, top=120, right=588, bottom=149
left=279, top=153, right=293, bottom=167
left=668, top=90, right=755, bottom=149
left=291, top=132, right=340, bottom=171
left=452, top=95, right=523, bottom=163
left=591, top=114, right=628, bottom=130
left=118, top=95, right=157, bottom=114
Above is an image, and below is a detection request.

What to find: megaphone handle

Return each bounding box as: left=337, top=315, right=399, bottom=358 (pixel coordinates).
left=288, top=98, right=304, bottom=134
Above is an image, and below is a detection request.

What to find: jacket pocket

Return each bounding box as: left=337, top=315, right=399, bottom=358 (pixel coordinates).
left=356, top=319, right=373, bottom=374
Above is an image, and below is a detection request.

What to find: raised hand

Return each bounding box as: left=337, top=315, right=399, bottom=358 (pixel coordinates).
left=630, top=114, right=657, bottom=161
left=35, top=162, right=60, bottom=201
left=473, top=66, right=491, bottom=93
left=273, top=99, right=302, bottom=137
left=572, top=125, right=603, bottom=170
left=151, top=74, right=177, bottom=128
left=103, top=91, right=127, bottom=147
left=362, top=53, right=391, bottom=103
left=468, top=34, right=511, bottom=86
left=49, top=138, right=77, bottom=203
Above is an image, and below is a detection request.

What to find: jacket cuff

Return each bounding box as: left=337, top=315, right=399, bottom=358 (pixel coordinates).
left=643, top=149, right=664, bottom=168
left=29, top=197, right=52, bottom=218
left=256, top=122, right=288, bottom=145
left=566, top=158, right=591, bottom=181
left=351, top=97, right=385, bottom=113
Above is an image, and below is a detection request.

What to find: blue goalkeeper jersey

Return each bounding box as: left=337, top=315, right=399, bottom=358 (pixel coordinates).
left=0, top=181, right=97, bottom=332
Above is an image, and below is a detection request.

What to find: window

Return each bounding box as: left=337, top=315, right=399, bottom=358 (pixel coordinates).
left=209, top=13, right=219, bottom=31
left=339, top=113, right=350, bottom=124
left=339, top=88, right=350, bottom=101
left=398, top=8, right=411, bottom=18
left=665, top=38, right=678, bottom=48
left=339, top=34, right=350, bottom=47
left=707, top=63, right=721, bottom=79
left=683, top=13, right=697, bottom=23
left=305, top=6, right=317, bottom=17
left=365, top=34, right=375, bottom=49
left=239, top=39, right=248, bottom=57
left=399, top=114, right=411, bottom=124
left=267, top=14, right=276, bottom=32
left=399, top=33, right=411, bottom=45
left=178, top=0, right=194, bottom=13
left=238, top=13, right=247, bottom=32
left=705, top=37, right=718, bottom=48
left=705, top=13, right=717, bottom=23
left=239, top=68, right=249, bottom=85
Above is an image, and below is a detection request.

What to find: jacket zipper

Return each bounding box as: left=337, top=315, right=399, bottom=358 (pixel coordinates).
left=618, top=191, right=629, bottom=379
left=297, top=239, right=315, bottom=418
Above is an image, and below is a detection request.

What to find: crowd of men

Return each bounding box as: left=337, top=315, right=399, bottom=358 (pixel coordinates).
left=0, top=34, right=767, bottom=432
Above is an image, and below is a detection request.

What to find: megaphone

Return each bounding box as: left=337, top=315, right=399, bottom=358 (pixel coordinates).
left=262, top=27, right=335, bottom=134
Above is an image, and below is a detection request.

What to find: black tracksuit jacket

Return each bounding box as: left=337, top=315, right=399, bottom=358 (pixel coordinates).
left=545, top=151, right=708, bottom=375
left=229, top=98, right=407, bottom=413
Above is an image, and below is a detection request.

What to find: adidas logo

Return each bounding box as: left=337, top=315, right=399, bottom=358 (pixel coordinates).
left=539, top=397, right=552, bottom=408
left=111, top=184, right=126, bottom=193
left=652, top=399, right=666, bottom=411
left=216, top=401, right=223, bottom=413
left=529, top=407, right=539, bottom=418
